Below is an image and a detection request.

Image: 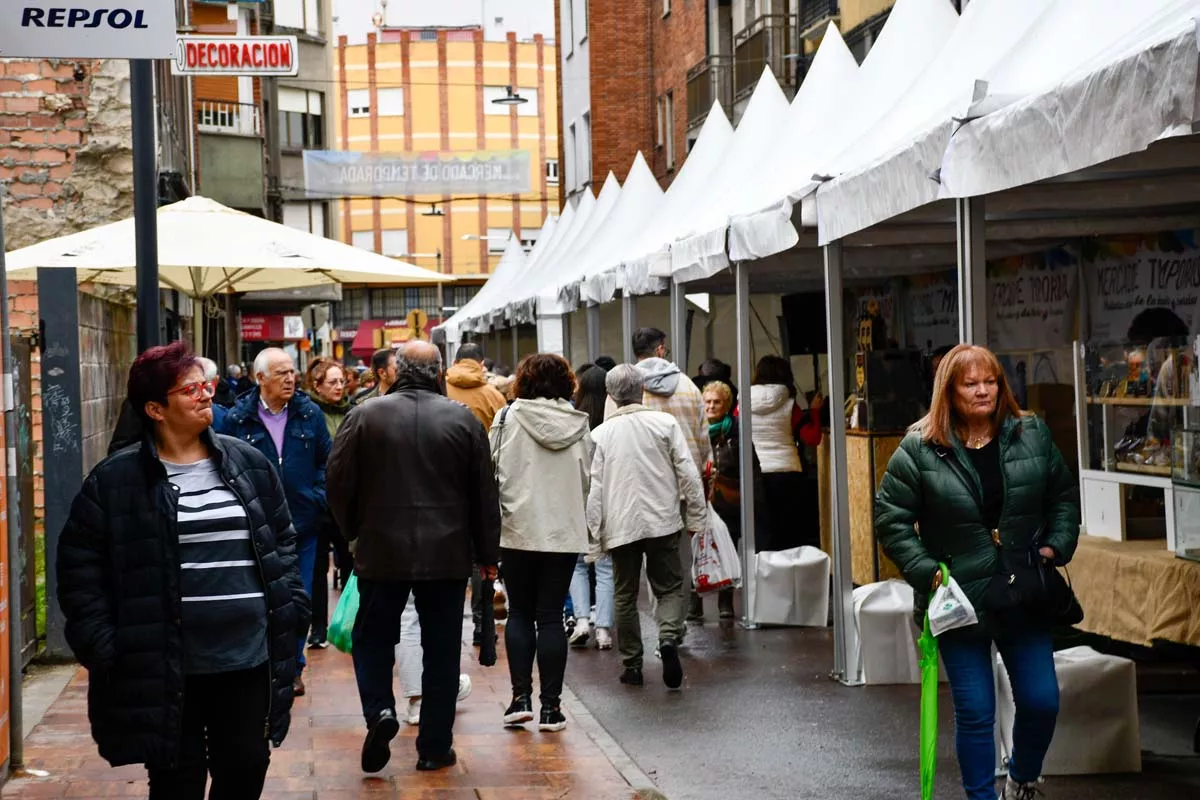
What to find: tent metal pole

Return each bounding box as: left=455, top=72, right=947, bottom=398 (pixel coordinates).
left=621, top=293, right=637, bottom=364
left=823, top=242, right=860, bottom=685
left=669, top=279, right=686, bottom=372
left=586, top=304, right=601, bottom=362
left=734, top=261, right=760, bottom=629
left=511, top=324, right=519, bottom=367
left=131, top=59, right=160, bottom=353
left=956, top=197, right=987, bottom=345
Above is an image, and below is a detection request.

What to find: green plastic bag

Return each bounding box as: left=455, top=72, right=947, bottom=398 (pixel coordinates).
left=919, top=564, right=950, bottom=800
left=328, top=571, right=359, bottom=654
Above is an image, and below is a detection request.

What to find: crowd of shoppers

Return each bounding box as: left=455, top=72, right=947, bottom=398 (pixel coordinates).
left=60, top=328, right=1082, bottom=800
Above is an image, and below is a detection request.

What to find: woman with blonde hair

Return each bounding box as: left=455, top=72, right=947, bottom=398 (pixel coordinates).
left=875, top=344, right=1080, bottom=800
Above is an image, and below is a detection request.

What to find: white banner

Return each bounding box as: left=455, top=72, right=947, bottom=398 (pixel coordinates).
left=303, top=149, right=531, bottom=197
left=988, top=254, right=1078, bottom=351
left=0, top=2, right=176, bottom=59
left=1087, top=235, right=1200, bottom=342
left=905, top=272, right=958, bottom=351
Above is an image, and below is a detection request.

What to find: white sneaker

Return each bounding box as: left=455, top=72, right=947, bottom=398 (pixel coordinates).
left=569, top=617, right=590, bottom=648
left=1003, top=776, right=1044, bottom=800
left=457, top=674, right=472, bottom=702
left=405, top=697, right=421, bottom=726
left=595, top=627, right=613, bottom=650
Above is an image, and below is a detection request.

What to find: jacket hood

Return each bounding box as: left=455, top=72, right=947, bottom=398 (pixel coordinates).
left=750, top=383, right=792, bottom=415
left=446, top=360, right=488, bottom=389
left=637, top=357, right=681, bottom=396
left=508, top=398, right=590, bottom=451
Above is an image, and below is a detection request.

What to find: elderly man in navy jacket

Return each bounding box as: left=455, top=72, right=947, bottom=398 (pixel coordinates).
left=217, top=347, right=332, bottom=697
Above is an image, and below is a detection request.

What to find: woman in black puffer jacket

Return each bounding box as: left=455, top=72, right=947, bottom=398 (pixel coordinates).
left=57, top=341, right=310, bottom=799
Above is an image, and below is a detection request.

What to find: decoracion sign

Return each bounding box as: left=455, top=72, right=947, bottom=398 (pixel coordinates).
left=303, top=150, right=531, bottom=196
left=172, top=35, right=299, bottom=76
left=1087, top=232, right=1200, bottom=342
left=987, top=252, right=1077, bottom=351
left=0, top=2, right=176, bottom=58
left=905, top=271, right=958, bottom=351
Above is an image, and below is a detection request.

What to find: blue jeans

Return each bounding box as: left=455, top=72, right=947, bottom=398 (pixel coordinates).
left=569, top=554, right=614, bottom=629
left=939, top=630, right=1060, bottom=799
left=295, top=533, right=318, bottom=672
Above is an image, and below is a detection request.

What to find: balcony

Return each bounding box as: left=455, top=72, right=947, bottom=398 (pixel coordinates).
left=196, top=99, right=262, bottom=137
left=799, top=0, right=840, bottom=40
left=734, top=14, right=797, bottom=106
left=686, top=55, right=733, bottom=129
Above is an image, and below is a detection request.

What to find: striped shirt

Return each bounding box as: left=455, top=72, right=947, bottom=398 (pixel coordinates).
left=164, top=458, right=269, bottom=675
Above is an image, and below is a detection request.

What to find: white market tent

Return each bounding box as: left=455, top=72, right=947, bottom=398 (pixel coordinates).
left=669, top=69, right=792, bottom=283
left=549, top=151, right=664, bottom=310
left=938, top=0, right=1200, bottom=199
left=814, top=0, right=1053, bottom=244
left=581, top=101, right=735, bottom=304
left=725, top=0, right=958, bottom=263
left=440, top=233, right=530, bottom=341
left=4, top=196, right=449, bottom=295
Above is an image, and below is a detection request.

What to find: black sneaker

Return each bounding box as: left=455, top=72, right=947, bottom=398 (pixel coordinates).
left=307, top=633, right=328, bottom=649
left=361, top=709, right=400, bottom=774
left=416, top=748, right=457, bottom=771
left=538, top=706, right=567, bottom=732
left=619, top=667, right=644, bottom=686
left=503, top=695, right=534, bottom=726
left=660, top=640, right=683, bottom=689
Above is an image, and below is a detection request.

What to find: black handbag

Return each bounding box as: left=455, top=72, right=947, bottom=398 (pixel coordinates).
left=985, top=528, right=1083, bottom=627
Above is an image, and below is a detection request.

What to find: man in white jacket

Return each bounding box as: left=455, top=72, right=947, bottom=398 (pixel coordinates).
left=587, top=365, right=707, bottom=690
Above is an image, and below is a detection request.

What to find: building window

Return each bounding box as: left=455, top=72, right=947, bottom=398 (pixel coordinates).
left=380, top=229, right=408, bottom=257
left=374, top=288, right=405, bottom=319
left=351, top=230, right=375, bottom=251
left=484, top=86, right=538, bottom=117
left=545, top=158, right=559, bottom=185
left=565, top=0, right=574, bottom=56
left=377, top=88, right=404, bottom=116
left=338, top=288, right=367, bottom=328
left=665, top=91, right=675, bottom=169
left=347, top=89, right=370, bottom=118
left=656, top=96, right=665, bottom=147
left=580, top=111, right=591, bottom=187
left=567, top=123, right=577, bottom=189
left=663, top=0, right=671, bottom=18
left=275, top=0, right=322, bottom=38
left=445, top=285, right=479, bottom=310
left=282, top=201, right=327, bottom=236
left=279, top=88, right=324, bottom=150
left=487, top=228, right=511, bottom=254
left=521, top=227, right=540, bottom=251
left=580, top=0, right=588, bottom=41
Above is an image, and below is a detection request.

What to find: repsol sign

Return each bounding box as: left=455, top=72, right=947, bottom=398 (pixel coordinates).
left=20, top=7, right=149, bottom=28
left=0, top=2, right=175, bottom=59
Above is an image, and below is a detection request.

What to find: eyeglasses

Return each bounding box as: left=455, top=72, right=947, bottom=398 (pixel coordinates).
left=323, top=378, right=346, bottom=387
left=168, top=379, right=218, bottom=401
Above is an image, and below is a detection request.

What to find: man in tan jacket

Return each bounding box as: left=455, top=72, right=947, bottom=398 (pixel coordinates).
left=446, top=343, right=508, bottom=429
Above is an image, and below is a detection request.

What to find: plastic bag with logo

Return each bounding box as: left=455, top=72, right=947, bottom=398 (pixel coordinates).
left=928, top=565, right=978, bottom=637
left=691, top=504, right=742, bottom=593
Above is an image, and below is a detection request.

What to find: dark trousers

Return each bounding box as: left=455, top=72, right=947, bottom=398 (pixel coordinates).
left=611, top=532, right=687, bottom=670
left=311, top=525, right=352, bottom=637
left=500, top=548, right=576, bottom=708
left=352, top=577, right=466, bottom=759
left=147, top=664, right=270, bottom=800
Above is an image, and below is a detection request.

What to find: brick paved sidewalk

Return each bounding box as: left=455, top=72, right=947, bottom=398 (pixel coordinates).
left=2, top=621, right=649, bottom=800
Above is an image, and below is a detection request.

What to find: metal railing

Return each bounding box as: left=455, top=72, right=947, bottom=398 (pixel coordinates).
left=686, top=55, right=733, bottom=129
left=800, top=0, right=839, bottom=37
left=196, top=99, right=262, bottom=137
left=734, top=14, right=796, bottom=104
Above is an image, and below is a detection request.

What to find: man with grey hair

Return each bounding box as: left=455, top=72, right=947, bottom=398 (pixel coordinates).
left=328, top=340, right=501, bottom=775
left=586, top=364, right=706, bottom=690
left=196, top=357, right=230, bottom=427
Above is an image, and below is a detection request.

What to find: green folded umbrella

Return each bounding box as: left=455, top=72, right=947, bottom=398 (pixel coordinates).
left=919, top=564, right=950, bottom=800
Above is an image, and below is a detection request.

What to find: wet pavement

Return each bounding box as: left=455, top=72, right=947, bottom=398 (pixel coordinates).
left=2, top=616, right=643, bottom=800
left=562, top=598, right=1200, bottom=800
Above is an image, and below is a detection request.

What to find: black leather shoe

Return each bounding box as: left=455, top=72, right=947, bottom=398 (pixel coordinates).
left=416, top=748, right=457, bottom=771
left=660, top=640, right=683, bottom=689
left=361, top=709, right=400, bottom=774
left=619, top=667, right=644, bottom=686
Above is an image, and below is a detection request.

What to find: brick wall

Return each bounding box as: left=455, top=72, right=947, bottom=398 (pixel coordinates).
left=78, top=291, right=136, bottom=474
left=0, top=58, right=133, bottom=250
left=587, top=2, right=651, bottom=188
left=650, top=0, right=707, bottom=186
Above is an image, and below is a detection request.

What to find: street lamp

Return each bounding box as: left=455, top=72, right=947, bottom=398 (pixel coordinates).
left=491, top=85, right=527, bottom=106
left=421, top=204, right=444, bottom=217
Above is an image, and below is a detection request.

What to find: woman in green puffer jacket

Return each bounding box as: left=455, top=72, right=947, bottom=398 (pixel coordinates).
left=875, top=344, right=1080, bottom=800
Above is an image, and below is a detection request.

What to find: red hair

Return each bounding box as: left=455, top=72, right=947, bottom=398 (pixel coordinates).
left=127, top=340, right=200, bottom=419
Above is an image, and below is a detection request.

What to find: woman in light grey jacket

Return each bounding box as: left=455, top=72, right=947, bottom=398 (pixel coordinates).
left=489, top=353, right=594, bottom=732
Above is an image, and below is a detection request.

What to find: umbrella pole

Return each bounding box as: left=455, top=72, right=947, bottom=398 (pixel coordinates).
left=131, top=59, right=160, bottom=353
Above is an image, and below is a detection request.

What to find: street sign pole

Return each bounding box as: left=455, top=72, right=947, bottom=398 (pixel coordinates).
left=131, top=59, right=160, bottom=352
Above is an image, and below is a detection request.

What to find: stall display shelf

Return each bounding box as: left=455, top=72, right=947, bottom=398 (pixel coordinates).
left=1087, top=397, right=1192, bottom=407
left=1114, top=463, right=1173, bottom=477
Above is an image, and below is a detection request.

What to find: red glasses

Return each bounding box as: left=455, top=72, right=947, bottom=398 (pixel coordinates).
left=168, top=379, right=218, bottom=401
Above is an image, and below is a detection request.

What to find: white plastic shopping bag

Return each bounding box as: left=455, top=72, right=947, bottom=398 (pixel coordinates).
left=691, top=505, right=742, bottom=593
left=927, top=574, right=978, bottom=636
